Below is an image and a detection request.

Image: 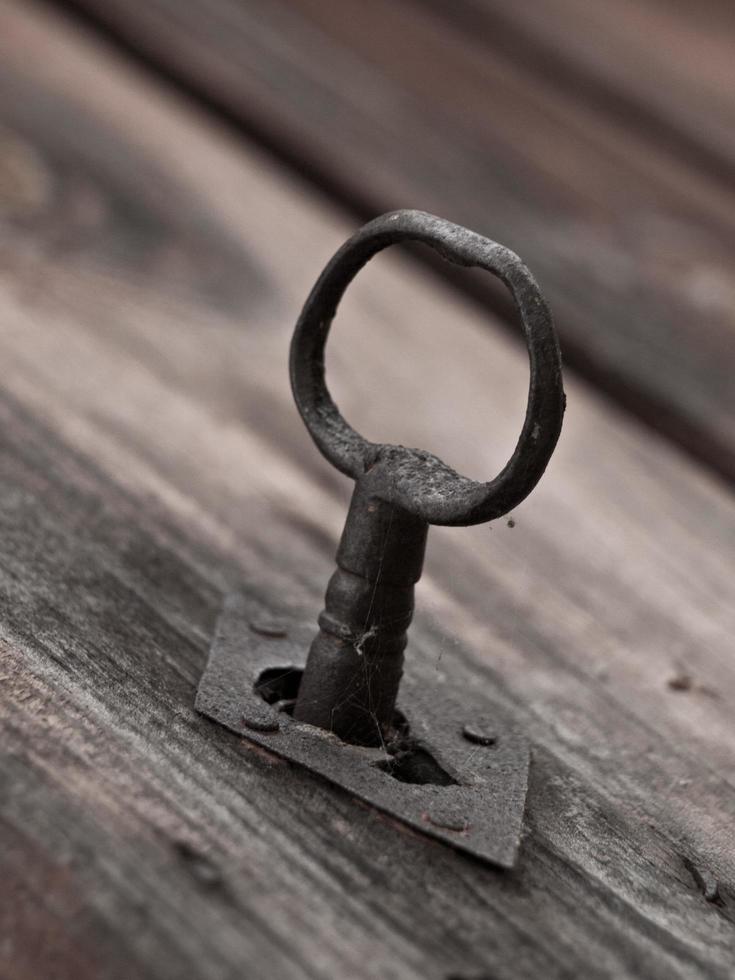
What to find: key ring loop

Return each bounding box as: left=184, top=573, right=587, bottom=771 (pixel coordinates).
left=290, top=209, right=564, bottom=526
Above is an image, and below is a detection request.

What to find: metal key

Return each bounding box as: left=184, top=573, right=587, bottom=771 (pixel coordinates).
left=289, top=209, right=565, bottom=746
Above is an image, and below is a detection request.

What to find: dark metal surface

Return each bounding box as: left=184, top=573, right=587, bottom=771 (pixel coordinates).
left=292, top=481, right=428, bottom=744
left=197, top=211, right=563, bottom=865
left=196, top=594, right=530, bottom=869
left=290, top=209, right=565, bottom=526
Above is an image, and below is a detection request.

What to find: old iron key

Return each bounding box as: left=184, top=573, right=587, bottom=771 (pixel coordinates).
left=290, top=209, right=565, bottom=745
left=196, top=209, right=565, bottom=868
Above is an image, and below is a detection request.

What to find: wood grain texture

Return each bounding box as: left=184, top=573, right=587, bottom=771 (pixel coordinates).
left=1, top=3, right=735, bottom=978
left=435, top=0, right=735, bottom=180
left=48, top=0, right=735, bottom=483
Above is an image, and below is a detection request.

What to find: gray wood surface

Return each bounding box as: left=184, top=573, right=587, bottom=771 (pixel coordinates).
left=1, top=3, right=735, bottom=979
left=440, top=0, right=735, bottom=177
left=54, top=0, right=735, bottom=483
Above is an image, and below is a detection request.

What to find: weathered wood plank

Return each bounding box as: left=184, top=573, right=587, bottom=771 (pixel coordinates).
left=50, top=0, right=735, bottom=483
left=1, top=3, right=734, bottom=978
left=435, top=0, right=735, bottom=179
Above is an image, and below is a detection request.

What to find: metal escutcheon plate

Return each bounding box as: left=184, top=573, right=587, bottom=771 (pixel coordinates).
left=196, top=593, right=530, bottom=869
